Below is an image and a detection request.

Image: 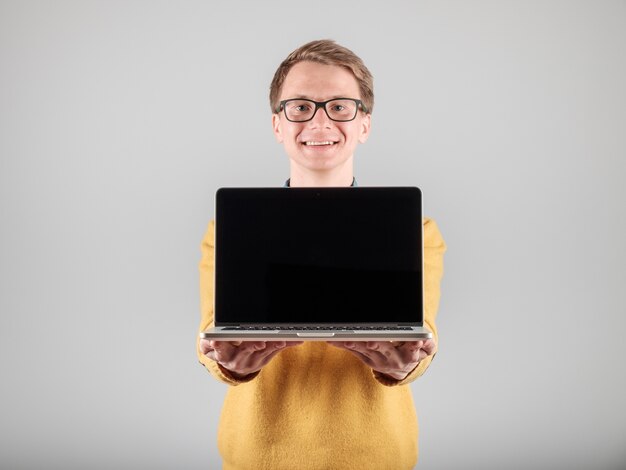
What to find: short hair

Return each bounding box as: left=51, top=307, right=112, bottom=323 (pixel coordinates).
left=269, top=39, right=374, bottom=114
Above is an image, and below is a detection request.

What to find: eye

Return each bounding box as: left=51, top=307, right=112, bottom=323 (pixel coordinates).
left=331, top=104, right=346, bottom=112
left=287, top=100, right=313, bottom=114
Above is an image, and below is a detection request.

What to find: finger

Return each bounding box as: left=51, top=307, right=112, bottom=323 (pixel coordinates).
left=399, top=340, right=437, bottom=364
left=332, top=341, right=363, bottom=351
left=402, top=339, right=433, bottom=354
left=366, top=341, right=401, bottom=354
left=211, top=340, right=237, bottom=352
left=209, top=340, right=243, bottom=351
left=397, top=341, right=420, bottom=357
left=350, top=342, right=377, bottom=353
left=364, top=342, right=416, bottom=371
left=327, top=341, right=349, bottom=349
left=367, top=341, right=400, bottom=359
left=205, top=350, right=217, bottom=363
left=238, top=341, right=268, bottom=352
left=262, top=340, right=304, bottom=350
left=270, top=340, right=303, bottom=348
left=219, top=342, right=263, bottom=366
left=350, top=342, right=390, bottom=363
left=213, top=341, right=253, bottom=363
left=199, top=339, right=214, bottom=355
left=392, top=341, right=421, bottom=362
left=398, top=347, right=422, bottom=365
left=255, top=342, right=287, bottom=360
left=420, top=339, right=437, bottom=356
left=246, top=344, right=289, bottom=371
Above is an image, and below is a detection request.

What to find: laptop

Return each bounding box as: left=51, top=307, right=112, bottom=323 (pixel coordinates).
left=199, top=187, right=432, bottom=341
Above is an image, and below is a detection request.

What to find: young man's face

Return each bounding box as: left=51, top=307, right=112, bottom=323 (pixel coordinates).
left=272, top=61, right=371, bottom=175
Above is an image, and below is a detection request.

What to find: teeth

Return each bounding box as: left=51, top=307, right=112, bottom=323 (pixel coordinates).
left=304, top=141, right=335, bottom=146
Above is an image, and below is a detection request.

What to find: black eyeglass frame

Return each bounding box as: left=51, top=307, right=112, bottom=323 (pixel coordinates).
left=275, top=98, right=369, bottom=122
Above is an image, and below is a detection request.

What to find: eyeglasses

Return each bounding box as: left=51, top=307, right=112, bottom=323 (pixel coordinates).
left=276, top=98, right=368, bottom=122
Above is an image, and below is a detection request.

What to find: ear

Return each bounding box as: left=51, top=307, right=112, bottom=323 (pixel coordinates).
left=272, top=113, right=283, bottom=143
left=358, top=113, right=371, bottom=144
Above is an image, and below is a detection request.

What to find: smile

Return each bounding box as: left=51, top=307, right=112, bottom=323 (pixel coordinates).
left=303, top=141, right=337, bottom=146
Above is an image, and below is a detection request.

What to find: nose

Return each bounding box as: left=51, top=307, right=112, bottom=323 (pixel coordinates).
left=307, top=104, right=332, bottom=128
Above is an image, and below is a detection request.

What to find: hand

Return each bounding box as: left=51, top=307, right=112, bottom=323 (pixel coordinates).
left=199, top=339, right=303, bottom=379
left=329, top=339, right=437, bottom=381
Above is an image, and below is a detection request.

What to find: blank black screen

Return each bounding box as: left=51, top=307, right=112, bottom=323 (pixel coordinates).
left=214, top=187, right=423, bottom=325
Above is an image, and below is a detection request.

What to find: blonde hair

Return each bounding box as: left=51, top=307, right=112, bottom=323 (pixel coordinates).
left=269, top=39, right=374, bottom=114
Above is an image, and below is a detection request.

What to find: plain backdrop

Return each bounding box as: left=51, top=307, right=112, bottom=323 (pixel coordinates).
left=1, top=1, right=625, bottom=469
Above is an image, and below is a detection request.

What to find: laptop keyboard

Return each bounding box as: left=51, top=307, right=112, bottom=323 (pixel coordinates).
left=221, top=326, right=413, bottom=331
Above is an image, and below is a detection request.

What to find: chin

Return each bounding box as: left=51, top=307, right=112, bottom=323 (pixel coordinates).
left=303, top=160, right=345, bottom=173
left=303, top=153, right=350, bottom=167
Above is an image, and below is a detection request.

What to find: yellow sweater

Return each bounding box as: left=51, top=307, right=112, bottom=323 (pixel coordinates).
left=197, top=218, right=446, bottom=470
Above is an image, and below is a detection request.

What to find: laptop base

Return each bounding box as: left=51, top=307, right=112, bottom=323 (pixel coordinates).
left=200, top=327, right=432, bottom=342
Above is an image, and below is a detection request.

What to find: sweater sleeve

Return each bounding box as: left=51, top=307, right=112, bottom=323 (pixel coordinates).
left=373, top=217, right=447, bottom=386
left=196, top=220, right=260, bottom=386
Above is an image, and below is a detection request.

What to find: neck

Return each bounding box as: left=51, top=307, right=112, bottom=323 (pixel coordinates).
left=289, top=158, right=354, bottom=188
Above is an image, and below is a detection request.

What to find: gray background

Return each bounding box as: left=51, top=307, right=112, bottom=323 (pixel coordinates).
left=1, top=0, right=625, bottom=468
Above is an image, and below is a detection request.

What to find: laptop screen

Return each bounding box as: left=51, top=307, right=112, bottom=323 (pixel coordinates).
left=214, top=187, right=423, bottom=325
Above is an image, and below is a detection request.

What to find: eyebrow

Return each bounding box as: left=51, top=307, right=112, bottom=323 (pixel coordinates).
left=287, top=95, right=355, bottom=101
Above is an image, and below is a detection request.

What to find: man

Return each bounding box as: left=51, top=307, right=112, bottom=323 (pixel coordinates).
left=197, top=39, right=446, bottom=470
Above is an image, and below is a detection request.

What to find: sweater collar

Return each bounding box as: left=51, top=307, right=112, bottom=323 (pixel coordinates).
left=284, top=177, right=358, bottom=188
